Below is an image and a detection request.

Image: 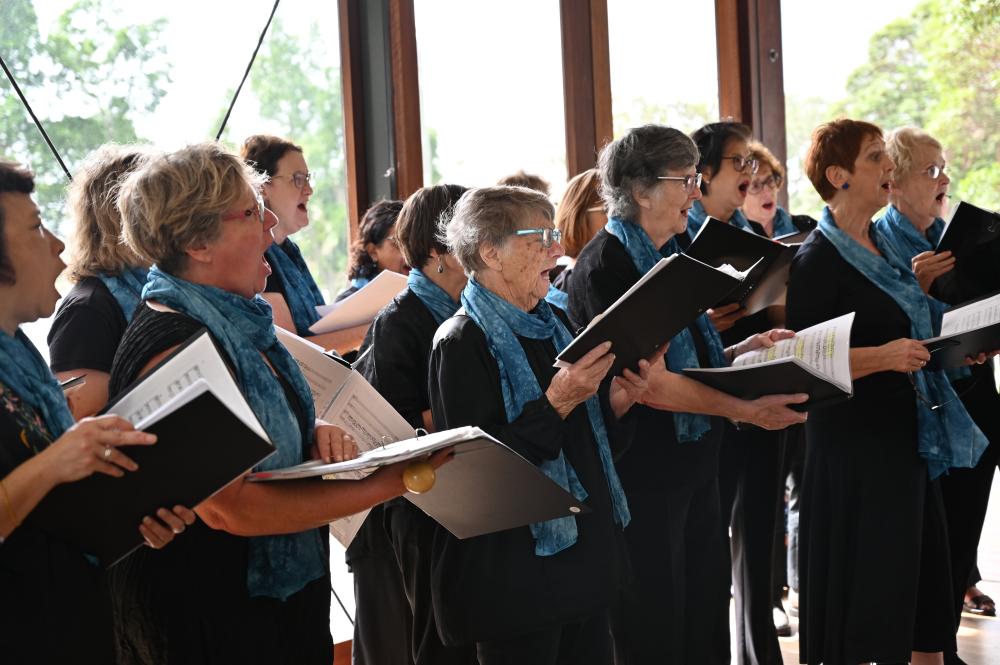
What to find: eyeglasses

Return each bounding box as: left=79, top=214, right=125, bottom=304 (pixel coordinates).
left=221, top=190, right=266, bottom=223
left=657, top=172, right=703, bottom=194
left=272, top=171, right=312, bottom=189
left=724, top=155, right=760, bottom=175
left=924, top=164, right=947, bottom=179
left=907, top=371, right=975, bottom=411
left=748, top=175, right=783, bottom=194
left=514, top=227, right=562, bottom=248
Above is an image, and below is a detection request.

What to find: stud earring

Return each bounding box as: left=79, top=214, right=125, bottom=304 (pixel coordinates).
left=437, top=256, right=445, bottom=274
left=841, top=182, right=850, bottom=190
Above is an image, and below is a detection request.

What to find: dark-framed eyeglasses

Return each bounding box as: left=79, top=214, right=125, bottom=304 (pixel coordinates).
left=221, top=190, right=266, bottom=224
left=924, top=164, right=947, bottom=179
left=907, top=371, right=975, bottom=411
left=724, top=154, right=760, bottom=175
left=514, top=227, right=562, bottom=248
left=657, top=172, right=703, bottom=194
left=273, top=171, right=312, bottom=189
left=748, top=174, right=783, bottom=194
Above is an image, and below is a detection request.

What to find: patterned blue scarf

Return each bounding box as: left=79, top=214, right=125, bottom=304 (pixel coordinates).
left=460, top=278, right=630, bottom=556
left=544, top=284, right=569, bottom=311
left=605, top=218, right=728, bottom=442
left=686, top=199, right=753, bottom=239
left=96, top=267, right=149, bottom=323
left=817, top=207, right=987, bottom=479
left=142, top=266, right=326, bottom=600
left=771, top=207, right=799, bottom=238
left=265, top=239, right=325, bottom=336
left=0, top=329, right=75, bottom=440
left=407, top=268, right=460, bottom=324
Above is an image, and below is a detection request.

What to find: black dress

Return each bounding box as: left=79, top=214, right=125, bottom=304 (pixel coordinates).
left=0, top=382, right=115, bottom=664
left=47, top=277, right=129, bottom=374
left=350, top=289, right=476, bottom=665
left=786, top=230, right=955, bottom=664
left=106, top=305, right=333, bottom=665
left=428, top=309, right=627, bottom=664
left=565, top=229, right=730, bottom=665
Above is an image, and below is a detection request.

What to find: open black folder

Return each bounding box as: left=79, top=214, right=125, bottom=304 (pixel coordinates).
left=685, top=217, right=799, bottom=315
left=30, top=330, right=275, bottom=567
left=555, top=253, right=746, bottom=377
left=924, top=291, right=1000, bottom=370
left=935, top=201, right=1000, bottom=259
left=248, top=426, right=589, bottom=540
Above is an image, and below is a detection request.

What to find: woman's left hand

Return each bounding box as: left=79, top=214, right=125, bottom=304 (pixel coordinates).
left=609, top=344, right=669, bottom=418
left=963, top=349, right=1000, bottom=366
left=312, top=422, right=359, bottom=463
left=140, top=505, right=197, bottom=549
left=730, top=328, right=795, bottom=361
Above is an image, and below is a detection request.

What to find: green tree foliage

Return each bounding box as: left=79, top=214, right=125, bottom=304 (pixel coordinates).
left=0, top=0, right=168, bottom=234
left=218, top=19, right=351, bottom=296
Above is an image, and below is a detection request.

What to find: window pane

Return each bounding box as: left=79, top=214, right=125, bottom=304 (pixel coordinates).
left=608, top=1, right=719, bottom=138
left=414, top=0, right=567, bottom=192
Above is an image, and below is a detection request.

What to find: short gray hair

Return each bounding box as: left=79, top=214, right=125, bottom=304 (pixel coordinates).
left=118, top=142, right=265, bottom=274
left=886, top=126, right=942, bottom=182
left=598, top=124, right=700, bottom=222
left=443, top=185, right=555, bottom=274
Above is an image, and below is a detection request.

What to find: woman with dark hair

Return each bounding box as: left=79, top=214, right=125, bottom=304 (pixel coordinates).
left=47, top=144, right=155, bottom=417
left=877, top=126, right=1000, bottom=657
left=0, top=161, right=192, bottom=663
left=350, top=183, right=476, bottom=665
left=565, top=123, right=808, bottom=664
left=335, top=199, right=407, bottom=302
left=107, top=143, right=449, bottom=664
left=241, top=134, right=368, bottom=354
left=788, top=119, right=988, bottom=665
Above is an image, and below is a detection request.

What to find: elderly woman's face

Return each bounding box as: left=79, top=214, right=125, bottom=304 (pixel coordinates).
left=639, top=165, right=702, bottom=239
left=208, top=188, right=279, bottom=299
left=742, top=165, right=779, bottom=227
left=891, top=142, right=950, bottom=225
left=264, top=150, right=313, bottom=241
left=705, top=137, right=754, bottom=213
left=846, top=135, right=894, bottom=210
left=493, top=212, right=564, bottom=311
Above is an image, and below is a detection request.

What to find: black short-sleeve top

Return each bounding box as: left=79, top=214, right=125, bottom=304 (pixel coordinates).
left=48, top=277, right=128, bottom=373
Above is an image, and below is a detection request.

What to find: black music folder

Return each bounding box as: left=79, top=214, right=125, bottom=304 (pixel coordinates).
left=935, top=201, right=1000, bottom=259
left=685, top=217, right=800, bottom=315
left=31, top=330, right=275, bottom=566
left=555, top=253, right=746, bottom=377
left=249, top=426, right=590, bottom=540
left=924, top=291, right=1000, bottom=370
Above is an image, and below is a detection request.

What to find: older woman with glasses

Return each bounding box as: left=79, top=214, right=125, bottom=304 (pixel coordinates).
left=427, top=184, right=654, bottom=663
left=876, top=126, right=1000, bottom=647
left=742, top=141, right=817, bottom=241
left=106, top=142, right=449, bottom=664
left=786, top=119, right=989, bottom=665
left=565, top=123, right=808, bottom=665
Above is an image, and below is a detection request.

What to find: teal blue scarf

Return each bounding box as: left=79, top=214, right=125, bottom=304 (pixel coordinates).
left=605, top=218, right=728, bottom=442
left=0, top=329, right=75, bottom=440
left=265, top=239, right=325, bottom=336
left=686, top=199, right=752, bottom=239
left=771, top=207, right=798, bottom=238
left=544, top=284, right=569, bottom=311
left=97, top=267, right=149, bottom=323
left=817, top=207, right=987, bottom=479
left=142, top=267, right=326, bottom=599
left=460, top=278, right=630, bottom=556
left=407, top=268, right=459, bottom=324
left=349, top=276, right=370, bottom=290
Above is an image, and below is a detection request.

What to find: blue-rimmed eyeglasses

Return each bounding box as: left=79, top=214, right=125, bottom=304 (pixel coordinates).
left=514, top=227, right=562, bottom=248
left=221, top=190, right=266, bottom=223
left=657, top=172, right=703, bottom=193
left=272, top=171, right=312, bottom=189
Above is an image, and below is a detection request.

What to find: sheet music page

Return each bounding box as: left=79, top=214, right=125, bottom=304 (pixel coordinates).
left=106, top=333, right=267, bottom=439
left=276, top=327, right=352, bottom=415
left=731, top=312, right=854, bottom=390
left=310, top=270, right=407, bottom=333
left=939, top=293, right=1000, bottom=336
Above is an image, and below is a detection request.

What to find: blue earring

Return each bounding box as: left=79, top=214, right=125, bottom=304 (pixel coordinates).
left=842, top=182, right=850, bottom=190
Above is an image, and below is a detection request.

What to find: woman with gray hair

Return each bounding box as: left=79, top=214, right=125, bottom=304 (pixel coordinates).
left=876, top=127, right=1000, bottom=637
left=106, top=142, right=450, bottom=664
left=564, top=123, right=808, bottom=664
left=428, top=185, right=651, bottom=663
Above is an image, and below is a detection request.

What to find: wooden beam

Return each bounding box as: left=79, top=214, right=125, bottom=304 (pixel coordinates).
left=388, top=0, right=423, bottom=199
left=714, top=0, right=752, bottom=124
left=559, top=0, right=612, bottom=179
left=338, top=0, right=368, bottom=244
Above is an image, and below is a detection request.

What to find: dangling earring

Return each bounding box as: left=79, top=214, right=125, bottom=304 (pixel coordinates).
left=841, top=182, right=850, bottom=190
left=437, top=256, right=445, bottom=274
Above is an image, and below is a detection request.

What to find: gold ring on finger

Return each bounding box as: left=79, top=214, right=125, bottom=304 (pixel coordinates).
left=103, top=446, right=112, bottom=460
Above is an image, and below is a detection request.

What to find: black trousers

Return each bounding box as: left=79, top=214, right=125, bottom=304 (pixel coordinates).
left=719, top=423, right=786, bottom=665
left=475, top=611, right=612, bottom=665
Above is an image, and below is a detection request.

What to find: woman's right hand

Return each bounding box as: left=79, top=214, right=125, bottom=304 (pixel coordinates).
left=878, top=338, right=931, bottom=373
left=545, top=341, right=615, bottom=418
left=739, top=394, right=809, bottom=430
left=37, top=415, right=156, bottom=485
left=911, top=250, right=955, bottom=294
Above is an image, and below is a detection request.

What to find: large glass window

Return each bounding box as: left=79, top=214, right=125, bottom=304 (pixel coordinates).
left=414, top=0, right=567, bottom=194
left=608, top=1, right=719, bottom=139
